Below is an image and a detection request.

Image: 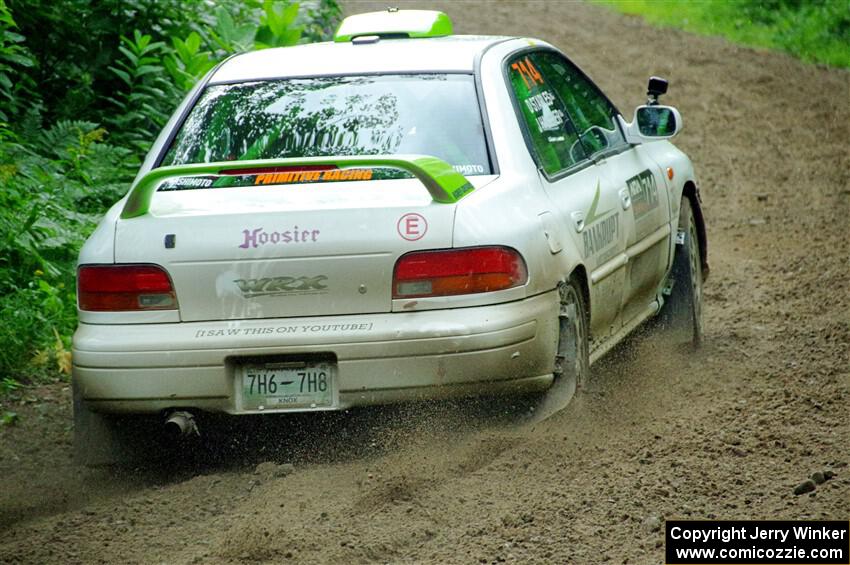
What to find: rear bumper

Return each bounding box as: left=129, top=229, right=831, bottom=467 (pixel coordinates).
left=73, top=290, right=559, bottom=414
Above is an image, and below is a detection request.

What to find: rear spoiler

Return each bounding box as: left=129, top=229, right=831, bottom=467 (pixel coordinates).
left=121, top=155, right=474, bottom=219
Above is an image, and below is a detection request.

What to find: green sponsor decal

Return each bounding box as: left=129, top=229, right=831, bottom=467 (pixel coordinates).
left=121, top=154, right=473, bottom=219
left=584, top=180, right=613, bottom=226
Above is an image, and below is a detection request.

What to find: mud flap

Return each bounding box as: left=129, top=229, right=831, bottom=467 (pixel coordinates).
left=526, top=281, right=585, bottom=424
left=526, top=369, right=577, bottom=424
left=658, top=198, right=702, bottom=347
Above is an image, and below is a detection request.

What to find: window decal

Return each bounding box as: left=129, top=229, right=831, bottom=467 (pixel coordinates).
left=507, top=52, right=584, bottom=175
left=511, top=56, right=544, bottom=89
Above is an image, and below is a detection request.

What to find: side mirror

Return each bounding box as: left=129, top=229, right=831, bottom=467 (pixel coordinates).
left=618, top=105, right=682, bottom=144
left=637, top=105, right=679, bottom=137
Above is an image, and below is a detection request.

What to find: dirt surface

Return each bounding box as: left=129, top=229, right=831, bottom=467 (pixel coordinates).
left=2, top=1, right=848, bottom=563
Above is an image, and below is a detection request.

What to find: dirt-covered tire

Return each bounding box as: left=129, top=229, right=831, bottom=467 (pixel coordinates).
left=527, top=275, right=590, bottom=422
left=659, top=197, right=704, bottom=347
left=554, top=276, right=590, bottom=387
left=73, top=380, right=162, bottom=466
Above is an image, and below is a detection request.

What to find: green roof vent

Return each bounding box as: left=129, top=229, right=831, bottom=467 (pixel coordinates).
left=334, top=9, right=453, bottom=42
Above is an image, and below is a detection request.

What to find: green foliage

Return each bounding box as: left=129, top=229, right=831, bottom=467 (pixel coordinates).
left=0, top=0, right=36, bottom=121
left=3, top=0, right=341, bottom=133
left=165, top=32, right=217, bottom=92
left=0, top=121, right=133, bottom=382
left=256, top=0, right=303, bottom=48
left=1, top=376, right=21, bottom=395
left=0, top=409, right=18, bottom=426
left=0, top=1, right=342, bottom=393
left=209, top=7, right=258, bottom=54
left=595, top=0, right=850, bottom=68
left=299, top=0, right=343, bottom=44
left=102, top=2, right=339, bottom=149
left=106, top=31, right=178, bottom=152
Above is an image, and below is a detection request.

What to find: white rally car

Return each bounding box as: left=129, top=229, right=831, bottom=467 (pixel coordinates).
left=73, top=9, right=708, bottom=463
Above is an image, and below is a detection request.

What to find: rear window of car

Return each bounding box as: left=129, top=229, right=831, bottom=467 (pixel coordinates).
left=160, top=73, right=492, bottom=176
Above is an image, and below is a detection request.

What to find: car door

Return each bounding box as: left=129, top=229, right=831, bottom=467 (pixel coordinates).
left=506, top=50, right=628, bottom=346
left=608, top=147, right=672, bottom=324
left=533, top=51, right=672, bottom=326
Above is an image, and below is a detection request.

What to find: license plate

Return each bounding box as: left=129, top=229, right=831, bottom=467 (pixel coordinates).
left=239, top=361, right=335, bottom=411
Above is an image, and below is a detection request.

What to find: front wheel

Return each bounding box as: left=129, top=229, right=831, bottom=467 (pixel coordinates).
left=659, top=197, right=703, bottom=347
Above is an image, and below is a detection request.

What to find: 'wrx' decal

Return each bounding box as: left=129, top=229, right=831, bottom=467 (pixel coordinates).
left=235, top=275, right=328, bottom=298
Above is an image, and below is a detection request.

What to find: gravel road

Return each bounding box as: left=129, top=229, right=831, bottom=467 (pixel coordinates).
left=1, top=1, right=848, bottom=563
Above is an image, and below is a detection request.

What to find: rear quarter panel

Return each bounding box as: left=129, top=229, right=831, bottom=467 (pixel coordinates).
left=453, top=38, right=587, bottom=298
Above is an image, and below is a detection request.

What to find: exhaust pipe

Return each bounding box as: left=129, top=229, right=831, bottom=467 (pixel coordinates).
left=164, top=410, right=200, bottom=439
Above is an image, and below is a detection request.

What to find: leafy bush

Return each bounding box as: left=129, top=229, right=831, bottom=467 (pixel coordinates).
left=0, top=0, right=342, bottom=391
left=0, top=120, right=132, bottom=381
left=106, top=31, right=179, bottom=152
left=0, top=2, right=35, bottom=121
left=103, top=1, right=340, bottom=153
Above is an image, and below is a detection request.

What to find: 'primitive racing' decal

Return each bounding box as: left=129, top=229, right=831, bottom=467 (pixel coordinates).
left=254, top=169, right=373, bottom=185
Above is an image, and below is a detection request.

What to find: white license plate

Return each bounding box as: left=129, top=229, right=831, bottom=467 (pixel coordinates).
left=239, top=361, right=335, bottom=411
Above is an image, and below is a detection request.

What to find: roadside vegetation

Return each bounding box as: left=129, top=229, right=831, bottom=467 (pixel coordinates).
left=595, top=0, right=850, bottom=69
left=0, top=0, right=341, bottom=423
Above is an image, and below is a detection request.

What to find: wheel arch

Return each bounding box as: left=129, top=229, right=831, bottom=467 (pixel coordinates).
left=682, top=180, right=709, bottom=281
left=569, top=263, right=591, bottom=323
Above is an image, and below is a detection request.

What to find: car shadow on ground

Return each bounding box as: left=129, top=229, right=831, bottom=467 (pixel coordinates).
left=2, top=393, right=533, bottom=529
left=101, top=391, right=539, bottom=480
left=117, top=326, right=704, bottom=480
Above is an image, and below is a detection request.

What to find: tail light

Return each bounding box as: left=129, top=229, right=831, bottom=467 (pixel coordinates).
left=78, top=264, right=177, bottom=311
left=393, top=246, right=527, bottom=298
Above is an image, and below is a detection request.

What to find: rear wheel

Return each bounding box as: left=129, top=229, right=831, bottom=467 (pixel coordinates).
left=528, top=275, right=590, bottom=422
left=555, top=277, right=590, bottom=387
left=659, top=197, right=703, bottom=347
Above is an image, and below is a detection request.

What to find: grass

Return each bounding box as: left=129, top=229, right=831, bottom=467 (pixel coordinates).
left=594, top=0, right=850, bottom=69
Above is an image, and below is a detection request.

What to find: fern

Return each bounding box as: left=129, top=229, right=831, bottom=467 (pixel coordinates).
left=35, top=120, right=100, bottom=159
left=105, top=30, right=179, bottom=155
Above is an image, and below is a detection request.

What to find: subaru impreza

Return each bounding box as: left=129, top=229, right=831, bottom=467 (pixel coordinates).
left=73, top=9, right=708, bottom=463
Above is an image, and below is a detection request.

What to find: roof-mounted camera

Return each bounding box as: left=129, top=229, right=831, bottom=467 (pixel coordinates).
left=647, top=76, right=669, bottom=106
